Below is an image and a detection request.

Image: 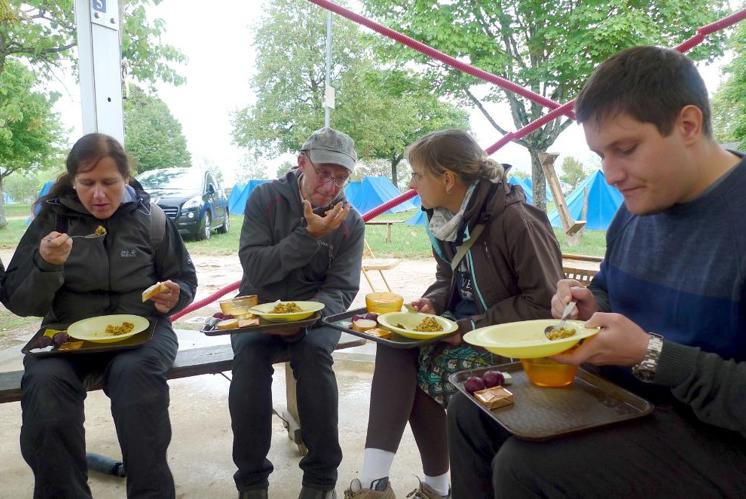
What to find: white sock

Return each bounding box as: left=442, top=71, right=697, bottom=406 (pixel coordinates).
left=360, top=448, right=395, bottom=489
left=425, top=472, right=450, bottom=497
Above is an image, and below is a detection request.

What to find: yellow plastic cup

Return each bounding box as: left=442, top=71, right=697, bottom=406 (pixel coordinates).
left=520, top=357, right=578, bottom=387
left=365, top=292, right=404, bottom=314
left=219, top=295, right=258, bottom=315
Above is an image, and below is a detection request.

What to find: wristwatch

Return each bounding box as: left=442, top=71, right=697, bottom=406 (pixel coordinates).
left=632, top=332, right=664, bottom=383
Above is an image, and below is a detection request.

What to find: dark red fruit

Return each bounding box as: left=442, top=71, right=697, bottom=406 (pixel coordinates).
left=364, top=313, right=378, bottom=321
left=464, top=376, right=486, bottom=393
left=482, top=370, right=504, bottom=388
left=52, top=332, right=68, bottom=347
left=213, top=312, right=225, bottom=319
left=351, top=314, right=364, bottom=322
left=34, top=335, right=52, bottom=349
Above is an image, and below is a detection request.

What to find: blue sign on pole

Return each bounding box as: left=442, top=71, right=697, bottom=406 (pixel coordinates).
left=92, top=0, right=106, bottom=13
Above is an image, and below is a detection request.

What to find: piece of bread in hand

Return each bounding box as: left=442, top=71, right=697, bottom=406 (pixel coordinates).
left=142, top=282, right=169, bottom=302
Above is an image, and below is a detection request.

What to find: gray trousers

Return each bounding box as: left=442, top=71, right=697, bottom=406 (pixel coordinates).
left=230, top=325, right=342, bottom=492
left=20, top=324, right=178, bottom=499
left=447, top=392, right=746, bottom=499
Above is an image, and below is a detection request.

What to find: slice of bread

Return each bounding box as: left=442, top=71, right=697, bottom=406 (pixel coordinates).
left=142, top=282, right=169, bottom=302
left=365, top=327, right=392, bottom=339
left=217, top=319, right=239, bottom=330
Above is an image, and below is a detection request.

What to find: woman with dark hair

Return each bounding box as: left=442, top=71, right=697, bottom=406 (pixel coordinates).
left=1, top=133, right=197, bottom=499
left=345, top=129, right=562, bottom=498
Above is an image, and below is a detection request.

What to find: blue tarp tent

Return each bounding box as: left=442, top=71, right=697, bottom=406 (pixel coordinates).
left=228, top=179, right=272, bottom=214
left=507, top=176, right=554, bottom=205
left=406, top=195, right=428, bottom=225
left=32, top=180, right=55, bottom=216
left=549, top=170, right=623, bottom=230
left=344, top=176, right=418, bottom=215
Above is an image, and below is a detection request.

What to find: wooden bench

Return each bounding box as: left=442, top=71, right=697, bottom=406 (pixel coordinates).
left=0, top=333, right=365, bottom=471
left=562, top=253, right=603, bottom=286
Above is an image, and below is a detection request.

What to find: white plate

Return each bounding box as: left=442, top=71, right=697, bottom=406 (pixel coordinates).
left=67, top=314, right=150, bottom=344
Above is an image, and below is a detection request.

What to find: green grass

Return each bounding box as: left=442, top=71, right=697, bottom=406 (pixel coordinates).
left=0, top=206, right=607, bottom=258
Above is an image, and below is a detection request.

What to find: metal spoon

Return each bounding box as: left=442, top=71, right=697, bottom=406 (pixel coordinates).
left=544, top=301, right=576, bottom=338
left=71, top=231, right=105, bottom=239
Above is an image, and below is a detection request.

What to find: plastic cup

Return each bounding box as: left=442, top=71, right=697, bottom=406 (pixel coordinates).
left=520, top=357, right=578, bottom=387
left=365, top=292, right=404, bottom=314
left=219, top=295, right=258, bottom=315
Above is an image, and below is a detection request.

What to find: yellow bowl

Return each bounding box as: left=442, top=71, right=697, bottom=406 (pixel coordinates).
left=463, top=319, right=598, bottom=359
left=249, top=301, right=325, bottom=322
left=219, top=295, right=258, bottom=315
left=67, top=314, right=149, bottom=344
left=521, top=357, right=578, bottom=387
left=365, top=292, right=404, bottom=314
left=376, top=311, right=458, bottom=340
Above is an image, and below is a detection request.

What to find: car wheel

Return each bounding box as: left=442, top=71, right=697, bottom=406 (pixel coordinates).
left=217, top=209, right=229, bottom=234
left=197, top=211, right=211, bottom=240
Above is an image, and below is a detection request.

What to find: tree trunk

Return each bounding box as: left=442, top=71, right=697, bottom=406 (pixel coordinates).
left=529, top=149, right=547, bottom=212
left=0, top=175, right=7, bottom=229
left=390, top=161, right=398, bottom=187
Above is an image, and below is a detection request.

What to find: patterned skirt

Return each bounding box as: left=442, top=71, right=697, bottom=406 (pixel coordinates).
left=416, top=342, right=501, bottom=408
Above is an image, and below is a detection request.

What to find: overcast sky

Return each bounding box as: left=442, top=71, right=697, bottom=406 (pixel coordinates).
left=53, top=0, right=730, bottom=185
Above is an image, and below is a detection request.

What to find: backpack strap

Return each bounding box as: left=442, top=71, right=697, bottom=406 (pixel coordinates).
left=150, top=202, right=166, bottom=247
left=450, top=224, right=486, bottom=272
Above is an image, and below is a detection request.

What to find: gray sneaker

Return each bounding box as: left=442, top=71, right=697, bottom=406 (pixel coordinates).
left=299, top=485, right=338, bottom=499
left=239, top=488, right=268, bottom=499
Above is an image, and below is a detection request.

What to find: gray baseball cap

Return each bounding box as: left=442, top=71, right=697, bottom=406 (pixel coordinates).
left=301, top=127, right=357, bottom=172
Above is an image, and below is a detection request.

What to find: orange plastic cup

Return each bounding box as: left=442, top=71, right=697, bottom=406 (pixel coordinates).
left=520, top=357, right=578, bottom=387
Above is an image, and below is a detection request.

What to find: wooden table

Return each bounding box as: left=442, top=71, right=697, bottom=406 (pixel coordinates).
left=561, top=254, right=602, bottom=286
left=365, top=220, right=404, bottom=243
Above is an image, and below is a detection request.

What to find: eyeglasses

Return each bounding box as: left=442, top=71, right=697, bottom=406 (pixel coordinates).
left=304, top=154, right=350, bottom=188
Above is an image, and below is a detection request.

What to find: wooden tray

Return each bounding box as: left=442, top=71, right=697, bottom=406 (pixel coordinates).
left=322, top=307, right=458, bottom=348
left=201, top=313, right=321, bottom=336
left=449, top=362, right=654, bottom=441
left=22, top=319, right=157, bottom=357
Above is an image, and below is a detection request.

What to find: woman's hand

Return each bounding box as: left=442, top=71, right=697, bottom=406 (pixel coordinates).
left=410, top=297, right=435, bottom=314
left=551, top=312, right=651, bottom=367
left=39, top=232, right=72, bottom=265
left=150, top=280, right=181, bottom=314
left=551, top=279, right=598, bottom=321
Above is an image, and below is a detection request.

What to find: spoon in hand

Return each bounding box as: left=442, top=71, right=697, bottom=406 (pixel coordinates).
left=544, top=301, right=576, bottom=339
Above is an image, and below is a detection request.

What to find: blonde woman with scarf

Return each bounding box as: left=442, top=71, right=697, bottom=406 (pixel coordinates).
left=345, top=129, right=563, bottom=499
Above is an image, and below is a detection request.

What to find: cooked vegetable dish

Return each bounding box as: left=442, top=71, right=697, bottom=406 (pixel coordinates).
left=95, top=225, right=107, bottom=236
left=414, top=316, right=444, bottom=332
left=103, top=321, right=135, bottom=336
left=546, top=327, right=576, bottom=341
left=271, top=302, right=302, bottom=314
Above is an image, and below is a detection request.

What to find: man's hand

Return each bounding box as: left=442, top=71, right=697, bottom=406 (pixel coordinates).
left=551, top=279, right=598, bottom=321
left=40, top=231, right=72, bottom=266
left=551, top=312, right=651, bottom=367
left=150, top=280, right=181, bottom=314
left=303, top=200, right=350, bottom=239
left=410, top=297, right=436, bottom=314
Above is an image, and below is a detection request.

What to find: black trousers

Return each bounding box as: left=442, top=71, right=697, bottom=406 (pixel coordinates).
left=447, top=392, right=746, bottom=499
left=230, top=326, right=342, bottom=492
left=20, top=324, right=178, bottom=499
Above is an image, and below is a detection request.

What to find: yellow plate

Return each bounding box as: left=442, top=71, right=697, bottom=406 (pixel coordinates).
left=376, top=311, right=458, bottom=340
left=67, top=314, right=150, bottom=344
left=249, top=301, right=325, bottom=322
left=463, top=319, right=599, bottom=358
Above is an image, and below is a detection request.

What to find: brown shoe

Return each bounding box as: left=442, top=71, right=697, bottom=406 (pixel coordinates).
left=344, top=478, right=395, bottom=498
left=406, top=480, right=449, bottom=499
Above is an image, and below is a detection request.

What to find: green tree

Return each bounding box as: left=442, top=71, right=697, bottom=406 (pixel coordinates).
left=275, top=161, right=295, bottom=179
left=560, top=156, right=588, bottom=191
left=231, top=0, right=468, bottom=186
left=712, top=22, right=746, bottom=150
left=365, top=0, right=728, bottom=210
left=0, top=60, right=64, bottom=226
left=124, top=85, right=191, bottom=172
left=0, top=0, right=185, bottom=85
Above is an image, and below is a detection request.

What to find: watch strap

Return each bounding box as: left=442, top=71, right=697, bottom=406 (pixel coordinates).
left=632, top=332, right=663, bottom=383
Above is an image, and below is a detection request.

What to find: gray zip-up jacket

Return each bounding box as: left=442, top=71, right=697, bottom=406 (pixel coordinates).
left=1, top=186, right=197, bottom=327
left=238, top=170, right=364, bottom=317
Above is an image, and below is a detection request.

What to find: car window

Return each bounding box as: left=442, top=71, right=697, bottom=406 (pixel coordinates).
left=138, top=169, right=202, bottom=191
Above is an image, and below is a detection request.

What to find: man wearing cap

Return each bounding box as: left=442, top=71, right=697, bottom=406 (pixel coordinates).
left=230, top=127, right=365, bottom=499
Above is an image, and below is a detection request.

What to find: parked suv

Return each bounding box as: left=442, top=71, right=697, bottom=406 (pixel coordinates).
left=137, top=168, right=229, bottom=240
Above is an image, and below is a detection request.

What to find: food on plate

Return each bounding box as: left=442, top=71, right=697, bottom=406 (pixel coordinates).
left=217, top=319, right=239, bottom=330
left=271, top=302, right=302, bottom=314
left=58, top=341, right=85, bottom=351
left=464, top=376, right=486, bottom=393
left=546, top=327, right=577, bottom=341
left=238, top=318, right=260, bottom=328
left=95, top=225, right=107, bottom=236
left=104, top=321, right=135, bottom=336
left=365, top=328, right=392, bottom=339
left=142, top=282, right=168, bottom=302
left=365, top=292, right=404, bottom=314
left=52, top=332, right=69, bottom=347
left=414, top=316, right=444, bottom=332
left=474, top=386, right=514, bottom=410
left=482, top=370, right=505, bottom=388
left=352, top=318, right=377, bottom=332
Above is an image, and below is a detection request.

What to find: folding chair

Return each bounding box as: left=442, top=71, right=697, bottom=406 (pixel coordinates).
left=361, top=239, right=400, bottom=292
